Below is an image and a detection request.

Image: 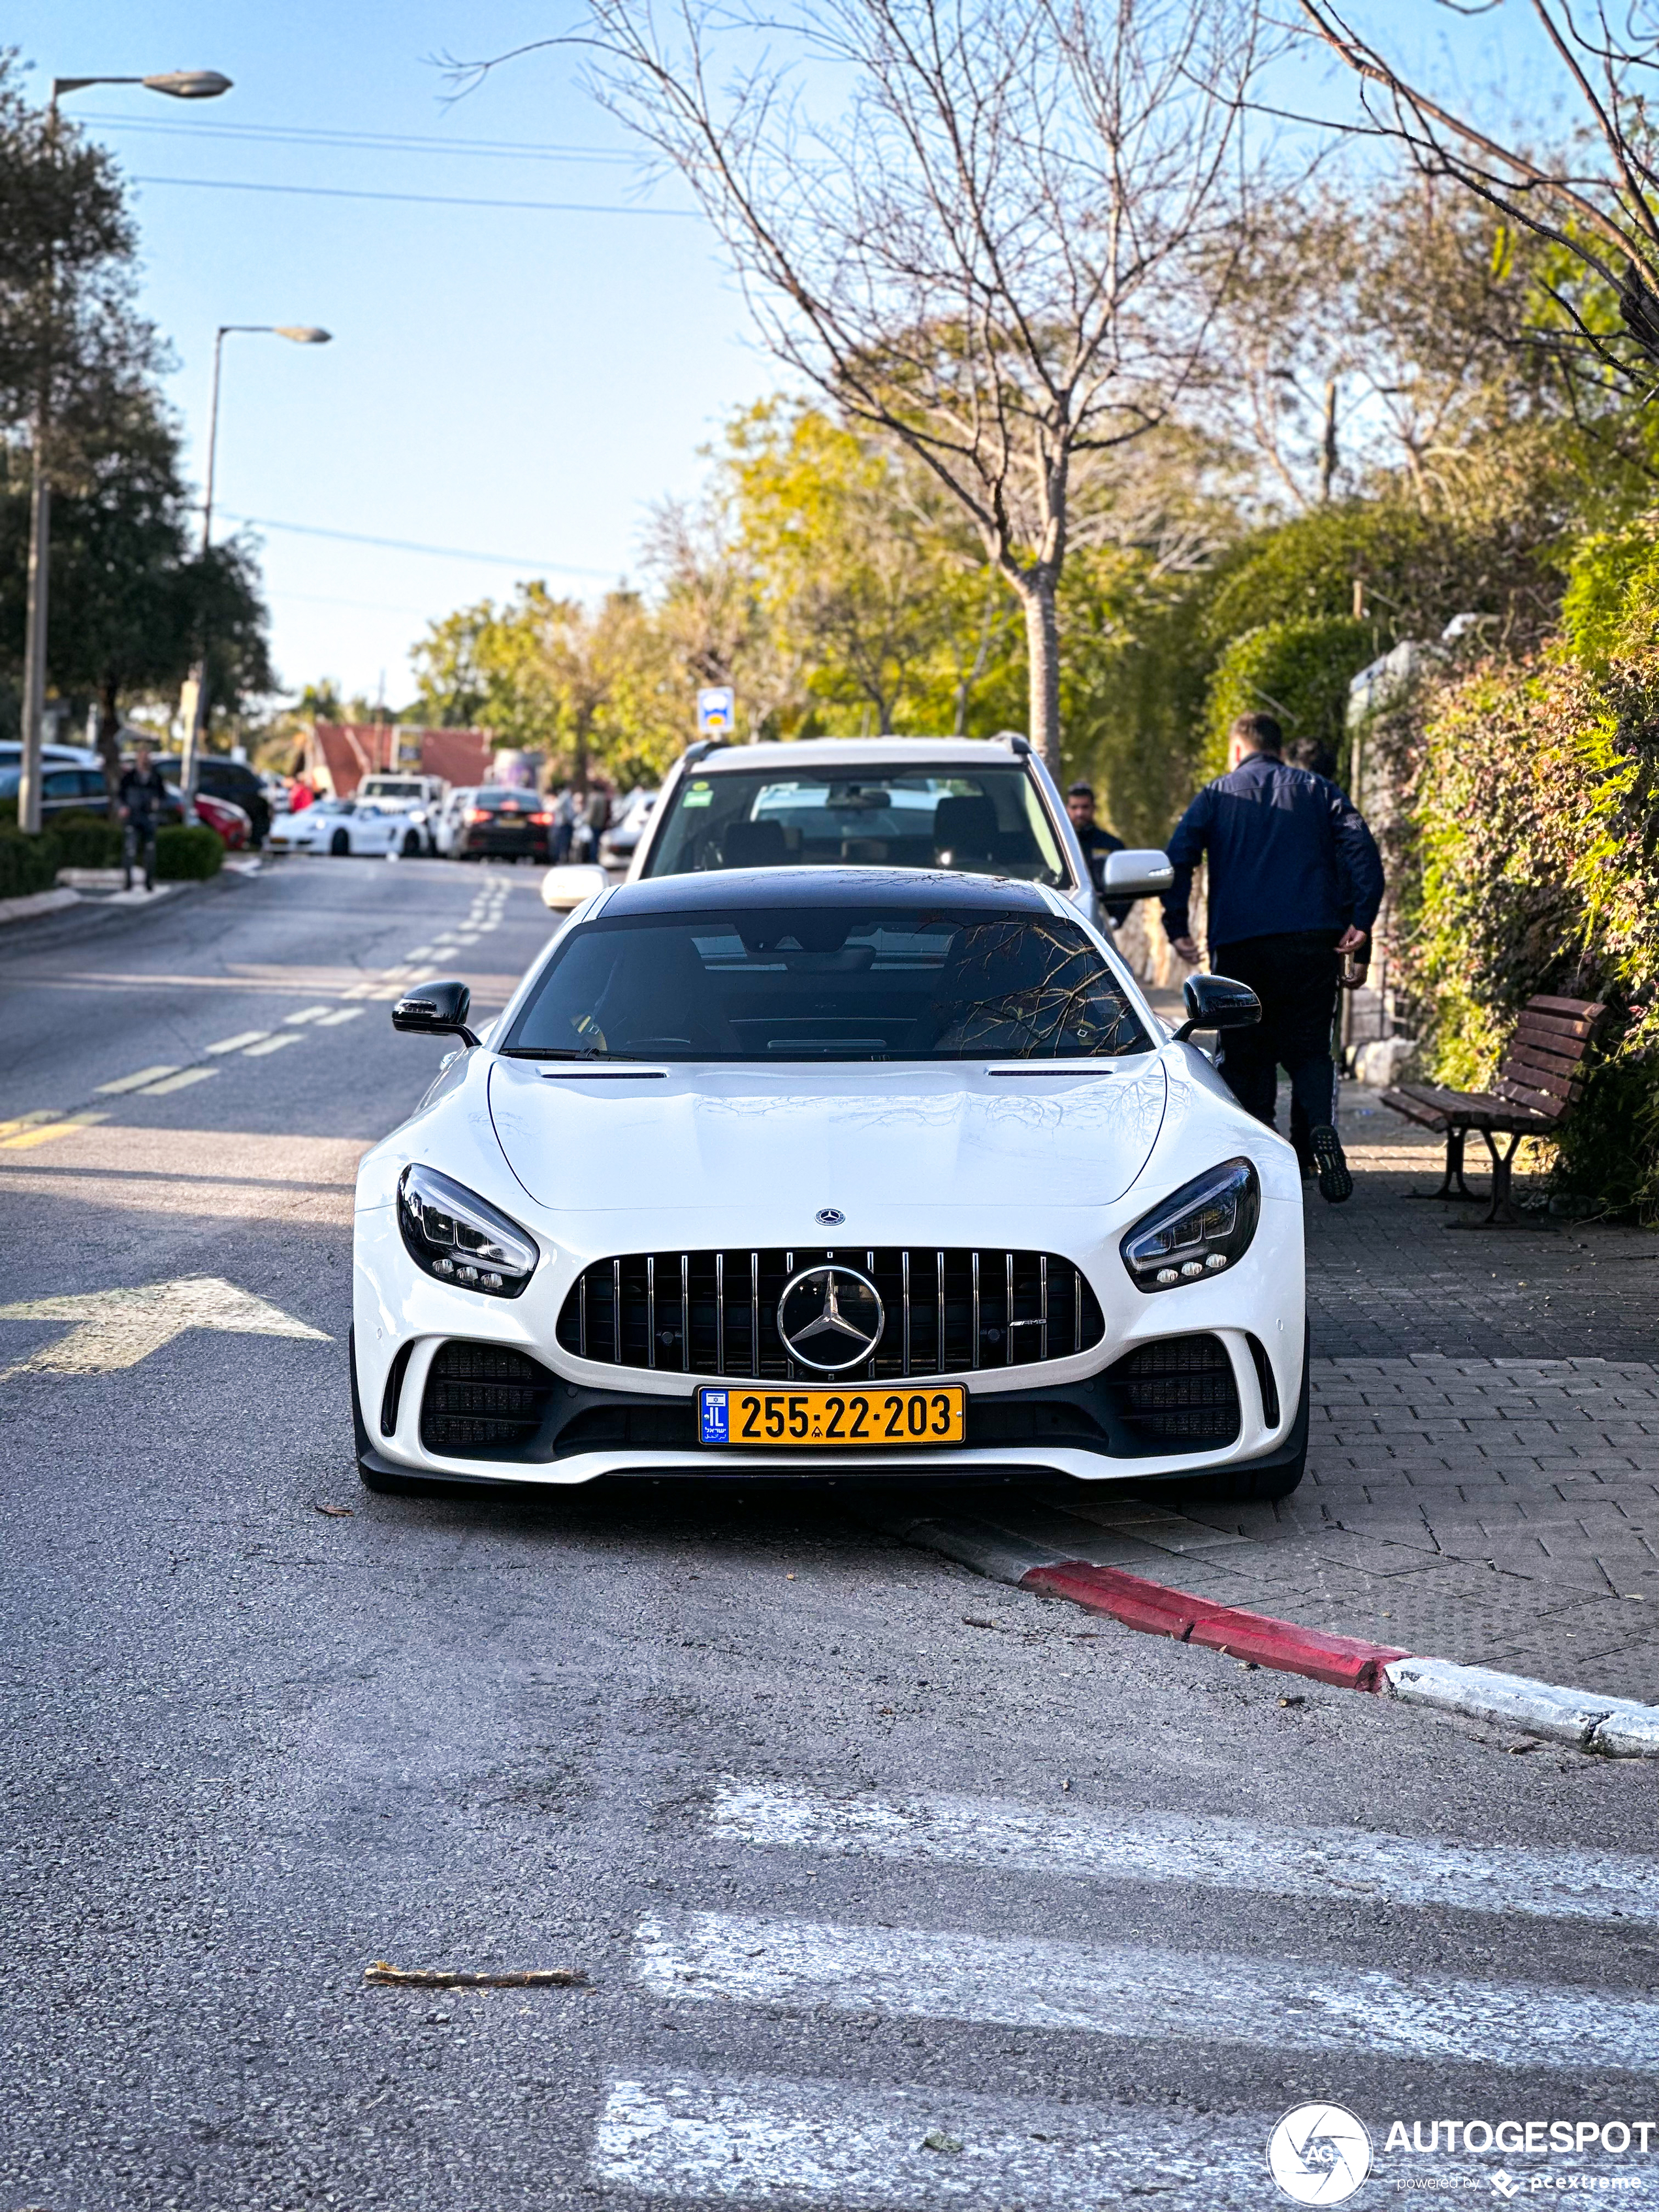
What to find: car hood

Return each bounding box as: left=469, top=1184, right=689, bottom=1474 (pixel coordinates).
left=487, top=1055, right=1167, bottom=1216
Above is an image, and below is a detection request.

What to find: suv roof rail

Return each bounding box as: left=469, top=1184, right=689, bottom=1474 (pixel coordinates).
left=992, top=729, right=1031, bottom=756
left=683, top=739, right=729, bottom=767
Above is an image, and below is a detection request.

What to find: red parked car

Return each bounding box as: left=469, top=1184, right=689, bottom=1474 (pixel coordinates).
left=187, top=789, right=251, bottom=850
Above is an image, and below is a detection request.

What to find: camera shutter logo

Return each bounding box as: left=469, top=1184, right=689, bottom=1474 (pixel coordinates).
left=1268, top=2104, right=1373, bottom=2205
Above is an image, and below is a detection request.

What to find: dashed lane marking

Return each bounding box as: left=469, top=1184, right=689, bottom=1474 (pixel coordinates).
left=591, top=2073, right=1275, bottom=2211
left=282, top=1004, right=335, bottom=1025
left=0, top=1274, right=330, bottom=1379
left=314, top=1008, right=365, bottom=1026
left=137, top=1066, right=219, bottom=1097
left=710, top=1780, right=1659, bottom=1927
left=205, top=1031, right=270, bottom=1053
left=242, top=1034, right=302, bottom=1058
left=95, top=1065, right=180, bottom=1095
left=632, top=1909, right=1659, bottom=2072
left=0, top=1110, right=61, bottom=1138
left=0, top=1110, right=112, bottom=1150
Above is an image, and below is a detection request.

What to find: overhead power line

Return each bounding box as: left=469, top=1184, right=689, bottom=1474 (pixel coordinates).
left=133, top=172, right=698, bottom=217
left=220, top=512, right=619, bottom=579
left=77, top=111, right=637, bottom=164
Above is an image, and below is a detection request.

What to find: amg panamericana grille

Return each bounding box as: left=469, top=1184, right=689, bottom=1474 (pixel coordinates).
left=556, top=1246, right=1104, bottom=1381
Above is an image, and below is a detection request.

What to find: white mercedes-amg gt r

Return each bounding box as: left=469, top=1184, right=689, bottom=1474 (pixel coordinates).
left=350, top=868, right=1307, bottom=1499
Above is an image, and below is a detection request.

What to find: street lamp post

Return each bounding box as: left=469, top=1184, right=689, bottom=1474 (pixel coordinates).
left=180, top=324, right=330, bottom=807
left=17, top=69, right=232, bottom=836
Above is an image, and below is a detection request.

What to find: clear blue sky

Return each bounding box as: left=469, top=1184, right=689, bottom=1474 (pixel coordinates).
left=17, top=2, right=767, bottom=708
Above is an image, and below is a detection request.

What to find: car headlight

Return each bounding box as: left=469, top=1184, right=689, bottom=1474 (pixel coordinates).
left=398, top=1164, right=540, bottom=1296
left=1121, top=1158, right=1259, bottom=1291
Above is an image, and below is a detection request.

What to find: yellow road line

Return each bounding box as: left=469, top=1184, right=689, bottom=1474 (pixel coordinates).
left=0, top=1111, right=112, bottom=1150
left=0, top=1110, right=63, bottom=1139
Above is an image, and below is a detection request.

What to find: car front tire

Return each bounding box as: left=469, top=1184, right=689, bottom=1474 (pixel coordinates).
left=330, top=828, right=350, bottom=856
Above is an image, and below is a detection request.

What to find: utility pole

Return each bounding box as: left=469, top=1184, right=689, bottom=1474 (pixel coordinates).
left=180, top=323, right=330, bottom=811
left=16, top=70, right=232, bottom=835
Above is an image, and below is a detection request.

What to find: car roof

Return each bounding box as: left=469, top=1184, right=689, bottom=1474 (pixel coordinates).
left=602, top=865, right=1052, bottom=918
left=686, top=737, right=1027, bottom=775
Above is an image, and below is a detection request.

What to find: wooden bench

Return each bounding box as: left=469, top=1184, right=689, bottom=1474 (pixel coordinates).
left=1382, top=995, right=1606, bottom=1228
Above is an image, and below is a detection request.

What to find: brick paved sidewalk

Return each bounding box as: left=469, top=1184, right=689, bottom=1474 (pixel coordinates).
left=1035, top=1058, right=1659, bottom=1707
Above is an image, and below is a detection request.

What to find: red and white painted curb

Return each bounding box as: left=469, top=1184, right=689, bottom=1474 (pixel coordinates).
left=878, top=1511, right=1659, bottom=1758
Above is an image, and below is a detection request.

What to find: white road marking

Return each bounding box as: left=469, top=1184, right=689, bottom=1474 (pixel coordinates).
left=0, top=1274, right=330, bottom=1380
left=242, top=1034, right=302, bottom=1057
left=0, top=1110, right=111, bottom=1151
left=711, top=1780, right=1659, bottom=1927
left=95, top=1065, right=179, bottom=1094
left=403, top=946, right=434, bottom=961
left=137, top=1067, right=219, bottom=1097
left=282, top=1004, right=334, bottom=1025
left=378, top=965, right=411, bottom=981
left=592, top=2073, right=1276, bottom=2210
left=632, top=1910, right=1659, bottom=2072
left=314, top=1008, right=365, bottom=1026
left=204, top=1031, right=270, bottom=1054
left=449, top=933, right=481, bottom=945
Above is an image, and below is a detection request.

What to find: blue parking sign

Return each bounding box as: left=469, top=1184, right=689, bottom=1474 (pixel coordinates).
left=699, top=1389, right=730, bottom=1445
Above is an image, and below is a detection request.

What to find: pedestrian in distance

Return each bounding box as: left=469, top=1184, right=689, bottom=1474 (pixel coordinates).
left=118, top=741, right=169, bottom=893
left=548, top=784, right=575, bottom=866
left=1065, top=780, right=1133, bottom=927
left=1162, top=711, right=1383, bottom=1204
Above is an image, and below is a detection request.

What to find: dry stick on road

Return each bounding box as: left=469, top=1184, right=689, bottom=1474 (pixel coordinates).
left=445, top=0, right=1273, bottom=778
left=1291, top=0, right=1659, bottom=386
left=363, top=1962, right=589, bottom=1989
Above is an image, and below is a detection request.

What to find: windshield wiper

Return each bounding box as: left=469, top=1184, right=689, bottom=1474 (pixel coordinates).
left=500, top=1046, right=627, bottom=1061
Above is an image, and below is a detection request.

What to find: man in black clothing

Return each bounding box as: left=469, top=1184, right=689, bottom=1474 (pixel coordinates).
left=118, top=743, right=169, bottom=892
left=1162, top=712, right=1383, bottom=1204
left=1065, top=781, right=1133, bottom=927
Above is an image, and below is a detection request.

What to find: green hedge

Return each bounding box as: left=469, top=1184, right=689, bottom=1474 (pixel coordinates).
left=1405, top=649, right=1659, bottom=1217
left=155, top=824, right=224, bottom=881
left=1202, top=616, right=1376, bottom=780
left=54, top=812, right=123, bottom=869
left=0, top=826, right=62, bottom=901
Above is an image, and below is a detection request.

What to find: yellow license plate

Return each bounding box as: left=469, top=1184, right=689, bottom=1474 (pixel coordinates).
left=698, top=1383, right=967, bottom=1448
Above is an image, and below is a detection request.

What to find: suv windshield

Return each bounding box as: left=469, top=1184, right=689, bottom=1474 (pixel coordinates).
left=643, top=766, right=1069, bottom=887
left=502, top=903, right=1150, bottom=1062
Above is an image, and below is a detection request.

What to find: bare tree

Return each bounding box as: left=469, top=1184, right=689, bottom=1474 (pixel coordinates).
left=1292, top=0, right=1659, bottom=387
left=449, top=0, right=1268, bottom=775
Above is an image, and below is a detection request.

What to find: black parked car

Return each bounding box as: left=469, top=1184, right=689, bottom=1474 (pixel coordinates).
left=453, top=786, right=553, bottom=862
left=146, top=754, right=271, bottom=847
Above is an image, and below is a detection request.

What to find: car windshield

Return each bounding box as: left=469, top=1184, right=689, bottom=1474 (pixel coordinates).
left=502, top=902, right=1151, bottom=1062
left=642, top=766, right=1070, bottom=887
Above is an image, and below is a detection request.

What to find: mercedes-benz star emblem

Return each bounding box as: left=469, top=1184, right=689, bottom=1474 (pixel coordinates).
left=777, top=1264, right=884, bottom=1371
left=815, top=1208, right=845, bottom=1226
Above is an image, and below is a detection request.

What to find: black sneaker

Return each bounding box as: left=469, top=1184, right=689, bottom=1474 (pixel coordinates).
left=1309, top=1123, right=1353, bottom=1204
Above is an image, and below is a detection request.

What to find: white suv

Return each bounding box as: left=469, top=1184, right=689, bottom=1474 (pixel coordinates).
left=627, top=735, right=1109, bottom=929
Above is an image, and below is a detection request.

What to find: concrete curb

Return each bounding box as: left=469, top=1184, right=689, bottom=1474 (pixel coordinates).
left=0, top=886, right=80, bottom=927
left=884, top=1511, right=1659, bottom=1758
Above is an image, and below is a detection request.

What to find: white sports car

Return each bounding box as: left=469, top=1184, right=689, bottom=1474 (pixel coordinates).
left=267, top=795, right=430, bottom=858
left=350, top=868, right=1306, bottom=1499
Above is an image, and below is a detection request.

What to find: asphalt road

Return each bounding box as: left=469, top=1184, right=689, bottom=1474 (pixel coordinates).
left=2, top=858, right=1656, bottom=2212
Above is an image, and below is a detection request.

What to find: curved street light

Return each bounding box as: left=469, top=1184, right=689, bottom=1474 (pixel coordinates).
left=180, top=324, right=333, bottom=807
left=18, top=67, right=233, bottom=835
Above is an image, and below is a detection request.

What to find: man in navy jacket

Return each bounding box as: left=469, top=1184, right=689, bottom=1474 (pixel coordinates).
left=1162, top=711, right=1383, bottom=1203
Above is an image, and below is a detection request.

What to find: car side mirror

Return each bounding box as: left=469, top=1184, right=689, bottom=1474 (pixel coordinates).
left=1100, top=848, right=1175, bottom=899
left=1172, top=973, right=1261, bottom=1042
left=393, top=978, right=480, bottom=1048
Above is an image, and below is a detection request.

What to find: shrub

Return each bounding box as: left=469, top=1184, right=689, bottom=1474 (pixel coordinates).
left=1201, top=616, right=1376, bottom=780
left=53, top=812, right=123, bottom=869
left=0, top=826, right=63, bottom=900
left=155, top=824, right=224, bottom=881
left=1404, top=649, right=1659, bottom=1217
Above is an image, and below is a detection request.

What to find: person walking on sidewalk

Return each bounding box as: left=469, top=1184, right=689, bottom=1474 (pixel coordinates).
left=118, top=742, right=169, bottom=893
left=1065, top=781, right=1133, bottom=927
left=1161, top=711, right=1383, bottom=1203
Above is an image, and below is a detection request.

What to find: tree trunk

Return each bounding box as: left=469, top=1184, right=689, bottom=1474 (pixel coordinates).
left=97, top=677, right=124, bottom=795
left=1022, top=579, right=1062, bottom=782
